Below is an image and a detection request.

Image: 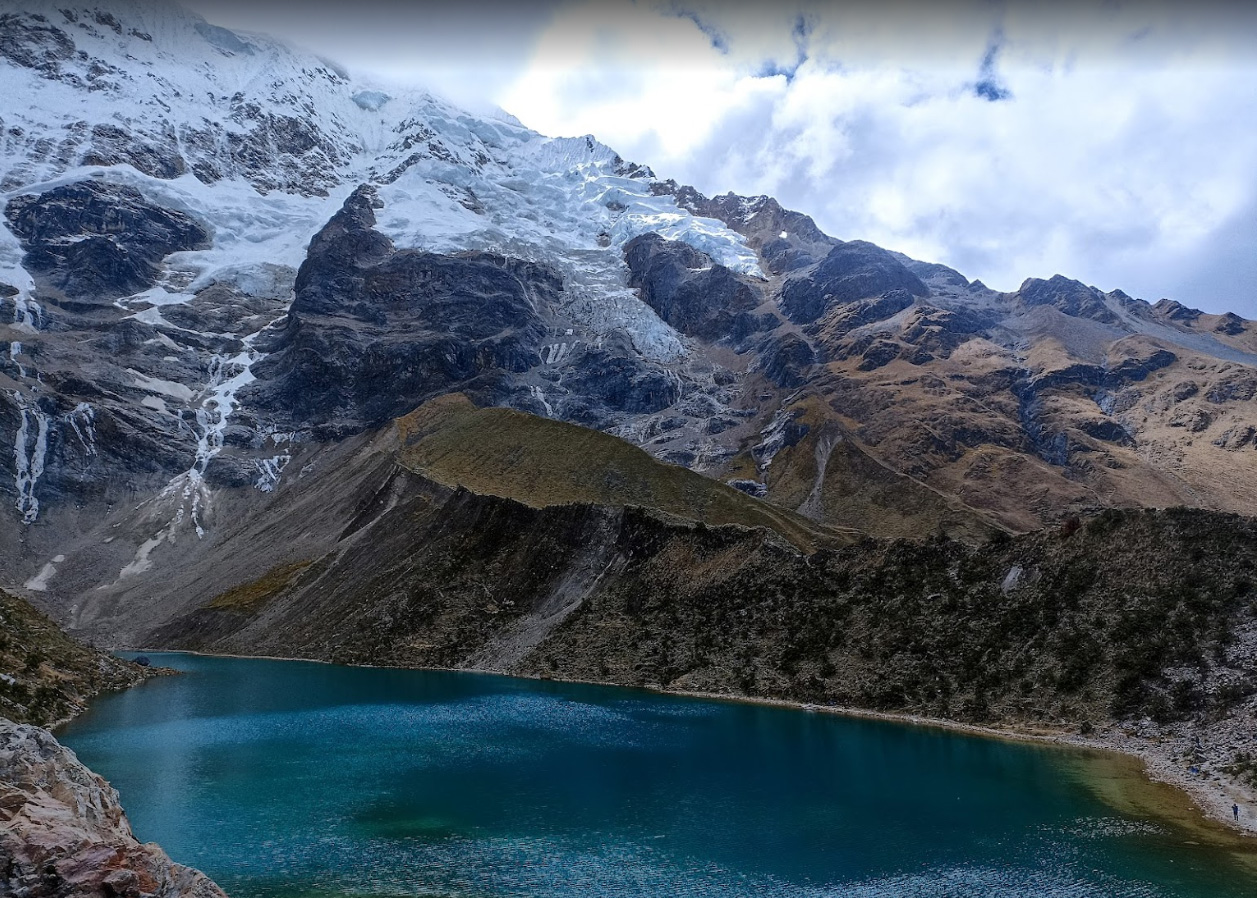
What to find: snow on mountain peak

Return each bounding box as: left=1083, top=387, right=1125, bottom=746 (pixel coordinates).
left=2, top=0, right=762, bottom=289
left=0, top=0, right=772, bottom=536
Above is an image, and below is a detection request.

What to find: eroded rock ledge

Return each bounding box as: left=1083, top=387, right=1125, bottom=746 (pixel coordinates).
left=0, top=719, right=226, bottom=898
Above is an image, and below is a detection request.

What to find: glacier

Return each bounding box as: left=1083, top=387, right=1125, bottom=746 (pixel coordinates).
left=0, top=0, right=765, bottom=542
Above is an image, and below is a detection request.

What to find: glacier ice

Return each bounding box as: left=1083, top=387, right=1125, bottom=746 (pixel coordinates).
left=0, top=0, right=772, bottom=539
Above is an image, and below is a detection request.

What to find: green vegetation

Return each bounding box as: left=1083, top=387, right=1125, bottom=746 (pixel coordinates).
left=395, top=394, right=851, bottom=552
left=208, top=561, right=313, bottom=611
left=521, top=506, right=1257, bottom=729
left=0, top=589, right=149, bottom=727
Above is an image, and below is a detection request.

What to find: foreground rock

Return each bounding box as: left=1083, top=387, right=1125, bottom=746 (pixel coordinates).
left=0, top=719, right=226, bottom=898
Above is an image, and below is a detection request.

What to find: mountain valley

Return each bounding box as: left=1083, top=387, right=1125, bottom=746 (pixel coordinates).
left=0, top=0, right=1256, bottom=852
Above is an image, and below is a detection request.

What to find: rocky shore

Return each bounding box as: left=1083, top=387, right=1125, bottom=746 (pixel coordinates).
left=0, top=718, right=227, bottom=898
left=1061, top=713, right=1257, bottom=837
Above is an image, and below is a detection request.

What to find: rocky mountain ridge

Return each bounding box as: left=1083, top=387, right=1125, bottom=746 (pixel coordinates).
left=0, top=0, right=1253, bottom=646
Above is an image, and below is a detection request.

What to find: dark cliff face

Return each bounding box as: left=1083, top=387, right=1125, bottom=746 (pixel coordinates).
left=780, top=241, right=930, bottom=325
left=1015, top=275, right=1120, bottom=325
left=757, top=332, right=815, bottom=388
left=623, top=232, right=765, bottom=342
left=5, top=180, right=208, bottom=305
left=248, top=186, right=554, bottom=434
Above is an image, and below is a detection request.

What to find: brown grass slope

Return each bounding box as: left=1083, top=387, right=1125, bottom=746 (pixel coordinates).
left=396, top=393, right=854, bottom=552
left=748, top=395, right=1002, bottom=543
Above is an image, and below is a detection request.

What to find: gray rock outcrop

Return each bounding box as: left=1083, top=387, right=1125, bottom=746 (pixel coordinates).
left=0, top=719, right=226, bottom=898
left=6, top=181, right=209, bottom=306
left=623, top=232, right=764, bottom=341
left=780, top=240, right=929, bottom=325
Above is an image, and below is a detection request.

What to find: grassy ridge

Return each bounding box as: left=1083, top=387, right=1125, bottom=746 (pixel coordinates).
left=395, top=394, right=853, bottom=552
left=0, top=589, right=149, bottom=726
left=208, top=561, right=313, bottom=611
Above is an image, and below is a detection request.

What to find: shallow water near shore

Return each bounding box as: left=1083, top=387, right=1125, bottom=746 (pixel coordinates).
left=58, top=653, right=1257, bottom=897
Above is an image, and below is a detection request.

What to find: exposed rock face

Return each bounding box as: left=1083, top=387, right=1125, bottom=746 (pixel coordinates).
left=6, top=180, right=208, bottom=305
left=246, top=187, right=706, bottom=437
left=245, top=184, right=545, bottom=430
left=247, top=186, right=553, bottom=434
left=623, top=232, right=763, bottom=341
left=1015, top=274, right=1120, bottom=325
left=757, top=332, right=815, bottom=388
left=0, top=719, right=227, bottom=898
left=557, top=350, right=681, bottom=420
left=780, top=241, right=929, bottom=325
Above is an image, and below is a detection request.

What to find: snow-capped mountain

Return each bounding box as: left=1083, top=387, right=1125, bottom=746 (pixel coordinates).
left=3, top=0, right=1257, bottom=641
left=0, top=1, right=777, bottom=577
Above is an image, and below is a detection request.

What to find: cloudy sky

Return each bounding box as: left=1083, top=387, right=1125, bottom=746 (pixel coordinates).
left=192, top=1, right=1257, bottom=317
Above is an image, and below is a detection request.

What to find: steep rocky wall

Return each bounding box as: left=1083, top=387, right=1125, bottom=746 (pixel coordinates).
left=0, top=719, right=226, bottom=898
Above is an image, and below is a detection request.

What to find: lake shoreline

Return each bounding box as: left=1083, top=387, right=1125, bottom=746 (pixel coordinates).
left=116, top=647, right=1257, bottom=845
left=655, top=687, right=1257, bottom=845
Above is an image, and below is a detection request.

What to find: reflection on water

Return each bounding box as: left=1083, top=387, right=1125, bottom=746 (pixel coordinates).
left=58, top=654, right=1257, bottom=898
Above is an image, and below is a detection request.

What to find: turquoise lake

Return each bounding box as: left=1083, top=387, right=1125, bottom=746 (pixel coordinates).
left=57, top=653, right=1257, bottom=898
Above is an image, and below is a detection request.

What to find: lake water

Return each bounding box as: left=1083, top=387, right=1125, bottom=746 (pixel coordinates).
left=58, top=653, right=1257, bottom=898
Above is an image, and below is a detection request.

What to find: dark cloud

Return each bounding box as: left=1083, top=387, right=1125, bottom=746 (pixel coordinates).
left=668, top=8, right=731, bottom=53
left=972, top=32, right=1011, bottom=102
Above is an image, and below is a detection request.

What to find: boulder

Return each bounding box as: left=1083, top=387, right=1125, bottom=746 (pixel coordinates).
left=0, top=719, right=226, bottom=898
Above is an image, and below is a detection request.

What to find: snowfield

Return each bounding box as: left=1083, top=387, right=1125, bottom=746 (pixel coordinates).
left=0, top=0, right=766, bottom=554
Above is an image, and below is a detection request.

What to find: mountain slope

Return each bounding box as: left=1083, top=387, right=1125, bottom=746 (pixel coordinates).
left=0, top=0, right=1253, bottom=633
left=0, top=588, right=149, bottom=726
left=396, top=393, right=851, bottom=552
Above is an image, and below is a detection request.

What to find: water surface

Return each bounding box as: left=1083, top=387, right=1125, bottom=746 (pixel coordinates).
left=58, top=653, right=1257, bottom=897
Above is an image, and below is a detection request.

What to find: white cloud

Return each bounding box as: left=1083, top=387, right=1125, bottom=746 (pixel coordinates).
left=498, top=1, right=1257, bottom=315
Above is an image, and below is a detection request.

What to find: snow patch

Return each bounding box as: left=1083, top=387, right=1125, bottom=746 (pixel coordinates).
left=24, top=556, right=64, bottom=591
left=253, top=454, right=291, bottom=493
left=128, top=369, right=195, bottom=401
left=529, top=385, right=554, bottom=417
left=752, top=407, right=798, bottom=472
left=66, top=403, right=97, bottom=456
left=9, top=342, right=26, bottom=379
left=0, top=219, right=41, bottom=331
left=353, top=90, right=391, bottom=112
left=193, top=21, right=255, bottom=55
left=12, top=395, right=50, bottom=524
left=119, top=531, right=166, bottom=579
